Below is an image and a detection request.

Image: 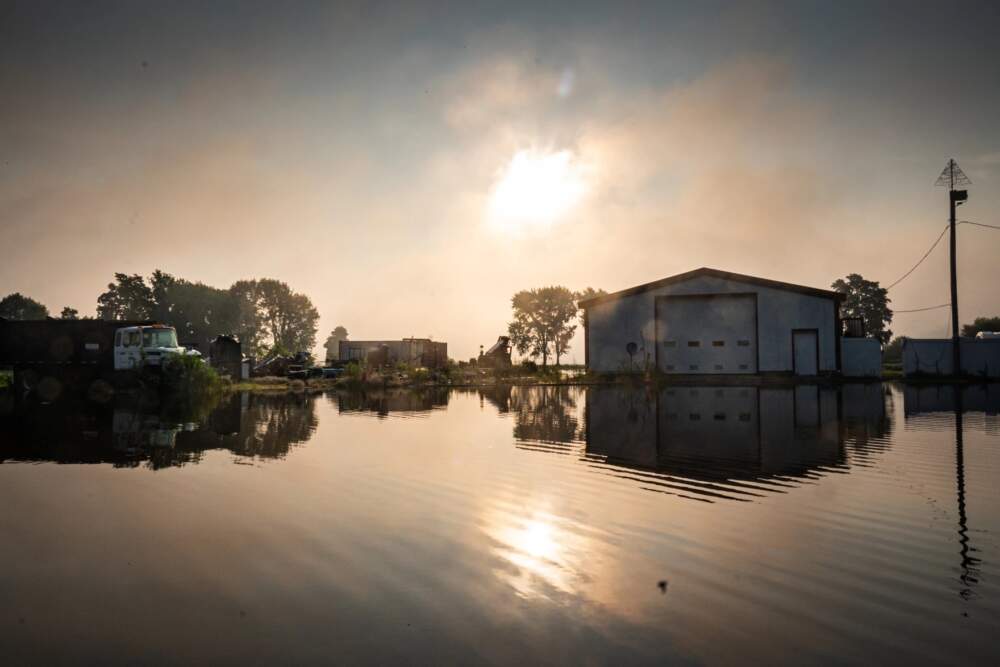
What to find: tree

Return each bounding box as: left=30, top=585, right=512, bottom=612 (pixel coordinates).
left=508, top=286, right=578, bottom=366
left=0, top=293, right=49, bottom=320
left=150, top=270, right=241, bottom=349
left=961, top=316, right=1000, bottom=338
left=832, top=274, right=893, bottom=345
left=60, top=306, right=79, bottom=319
left=230, top=279, right=265, bottom=356
left=234, top=279, right=319, bottom=355
left=97, top=273, right=153, bottom=320
left=882, top=337, right=904, bottom=364
left=324, top=326, right=349, bottom=361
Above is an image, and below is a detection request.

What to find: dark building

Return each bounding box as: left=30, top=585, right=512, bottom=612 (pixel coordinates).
left=208, top=336, right=242, bottom=379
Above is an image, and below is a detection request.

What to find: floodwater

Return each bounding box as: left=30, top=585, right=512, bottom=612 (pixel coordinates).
left=1, top=383, right=998, bottom=665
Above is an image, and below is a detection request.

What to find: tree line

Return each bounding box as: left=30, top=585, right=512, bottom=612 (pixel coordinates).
left=0, top=272, right=319, bottom=357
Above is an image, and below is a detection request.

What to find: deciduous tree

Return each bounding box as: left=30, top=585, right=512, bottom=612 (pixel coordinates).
left=961, top=316, right=1000, bottom=338
left=97, top=273, right=153, bottom=320
left=832, top=274, right=893, bottom=345
left=324, top=326, right=349, bottom=361
left=508, top=286, right=578, bottom=366
left=0, top=293, right=49, bottom=320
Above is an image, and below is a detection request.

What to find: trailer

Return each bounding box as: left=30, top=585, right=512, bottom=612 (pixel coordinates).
left=0, top=318, right=193, bottom=399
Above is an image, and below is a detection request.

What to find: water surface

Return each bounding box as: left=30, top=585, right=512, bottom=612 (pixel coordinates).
left=1, top=384, right=997, bottom=664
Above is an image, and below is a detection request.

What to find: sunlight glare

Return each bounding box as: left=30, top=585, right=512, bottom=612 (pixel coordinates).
left=487, top=149, right=587, bottom=233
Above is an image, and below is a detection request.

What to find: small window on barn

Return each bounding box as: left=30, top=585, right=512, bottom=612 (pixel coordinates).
left=739, top=413, right=752, bottom=422
left=714, top=412, right=726, bottom=421
left=712, top=340, right=725, bottom=347
left=664, top=340, right=677, bottom=348
left=666, top=364, right=675, bottom=371
left=666, top=412, right=678, bottom=420
left=737, top=339, right=751, bottom=347
left=714, top=364, right=724, bottom=370
left=689, top=413, right=701, bottom=421
left=689, top=364, right=698, bottom=371
left=687, top=341, right=700, bottom=347
left=739, top=364, right=749, bottom=370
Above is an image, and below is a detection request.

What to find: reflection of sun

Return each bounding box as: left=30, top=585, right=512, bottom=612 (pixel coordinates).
left=487, top=149, right=587, bottom=233
left=485, top=507, right=588, bottom=600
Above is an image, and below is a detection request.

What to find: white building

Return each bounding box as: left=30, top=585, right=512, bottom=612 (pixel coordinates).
left=579, top=268, right=847, bottom=376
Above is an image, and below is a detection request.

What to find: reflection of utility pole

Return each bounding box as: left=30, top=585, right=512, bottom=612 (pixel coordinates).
left=953, top=387, right=980, bottom=599
left=936, top=160, right=970, bottom=375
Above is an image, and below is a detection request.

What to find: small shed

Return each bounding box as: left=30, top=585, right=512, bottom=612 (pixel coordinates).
left=209, top=336, right=242, bottom=379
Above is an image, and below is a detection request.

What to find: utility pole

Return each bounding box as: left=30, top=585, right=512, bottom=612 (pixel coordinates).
left=936, top=159, right=970, bottom=376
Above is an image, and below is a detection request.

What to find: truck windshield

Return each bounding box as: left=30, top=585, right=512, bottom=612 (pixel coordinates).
left=142, top=328, right=178, bottom=348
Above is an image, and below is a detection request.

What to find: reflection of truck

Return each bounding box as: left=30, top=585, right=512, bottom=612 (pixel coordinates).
left=0, top=319, right=197, bottom=396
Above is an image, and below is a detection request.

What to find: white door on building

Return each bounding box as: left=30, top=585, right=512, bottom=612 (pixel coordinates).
left=792, top=330, right=819, bottom=376
left=656, top=295, right=757, bottom=374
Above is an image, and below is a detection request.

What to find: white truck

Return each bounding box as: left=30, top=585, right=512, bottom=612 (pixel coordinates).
left=113, top=324, right=199, bottom=370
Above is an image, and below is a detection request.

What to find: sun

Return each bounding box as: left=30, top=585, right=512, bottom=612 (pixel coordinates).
left=487, top=149, right=587, bottom=232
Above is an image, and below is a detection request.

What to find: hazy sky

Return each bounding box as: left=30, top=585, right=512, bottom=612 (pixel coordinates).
left=2, top=1, right=999, bottom=359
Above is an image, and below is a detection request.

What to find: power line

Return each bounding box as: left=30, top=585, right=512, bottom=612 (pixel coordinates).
left=882, top=220, right=998, bottom=291
left=885, top=224, right=949, bottom=290
left=959, top=220, right=1000, bottom=231
left=895, top=303, right=951, bottom=313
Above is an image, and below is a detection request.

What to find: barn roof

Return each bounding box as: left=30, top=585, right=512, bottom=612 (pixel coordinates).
left=577, top=267, right=843, bottom=309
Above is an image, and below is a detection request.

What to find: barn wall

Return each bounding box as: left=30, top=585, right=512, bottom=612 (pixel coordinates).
left=585, top=275, right=838, bottom=373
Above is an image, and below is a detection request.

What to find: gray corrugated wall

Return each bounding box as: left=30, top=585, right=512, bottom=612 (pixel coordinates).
left=585, top=275, right=837, bottom=373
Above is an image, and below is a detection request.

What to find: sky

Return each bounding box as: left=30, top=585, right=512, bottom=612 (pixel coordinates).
left=2, top=0, right=999, bottom=360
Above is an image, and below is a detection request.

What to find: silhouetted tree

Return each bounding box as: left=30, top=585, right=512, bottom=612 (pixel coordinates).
left=60, top=306, right=79, bottom=319
left=149, top=270, right=240, bottom=349
left=882, top=337, right=904, bottom=364
left=961, top=316, right=1000, bottom=338
left=832, top=274, right=892, bottom=345
left=233, top=278, right=319, bottom=355
left=508, top=286, right=578, bottom=366
left=97, top=273, right=154, bottom=320
left=324, top=326, right=349, bottom=361
left=0, top=293, right=49, bottom=320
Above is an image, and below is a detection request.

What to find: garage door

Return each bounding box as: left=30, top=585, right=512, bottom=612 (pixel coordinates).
left=656, top=294, right=757, bottom=374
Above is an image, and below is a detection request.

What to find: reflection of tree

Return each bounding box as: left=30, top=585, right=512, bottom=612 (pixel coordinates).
left=510, top=386, right=581, bottom=445
left=0, top=392, right=319, bottom=469
left=222, top=393, right=318, bottom=458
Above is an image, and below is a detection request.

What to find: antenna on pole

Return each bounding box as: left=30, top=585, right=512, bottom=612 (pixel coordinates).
left=936, top=158, right=971, bottom=376
left=935, top=159, right=971, bottom=189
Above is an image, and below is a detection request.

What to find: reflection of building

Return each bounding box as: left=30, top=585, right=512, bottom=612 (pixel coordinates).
left=335, top=388, right=449, bottom=418
left=903, top=384, right=1000, bottom=415
left=584, top=385, right=872, bottom=496
left=338, top=338, right=447, bottom=368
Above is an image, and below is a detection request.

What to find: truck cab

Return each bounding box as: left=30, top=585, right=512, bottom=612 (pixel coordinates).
left=113, top=325, right=188, bottom=370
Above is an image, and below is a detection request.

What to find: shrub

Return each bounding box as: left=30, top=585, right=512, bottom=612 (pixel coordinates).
left=161, top=353, right=222, bottom=400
